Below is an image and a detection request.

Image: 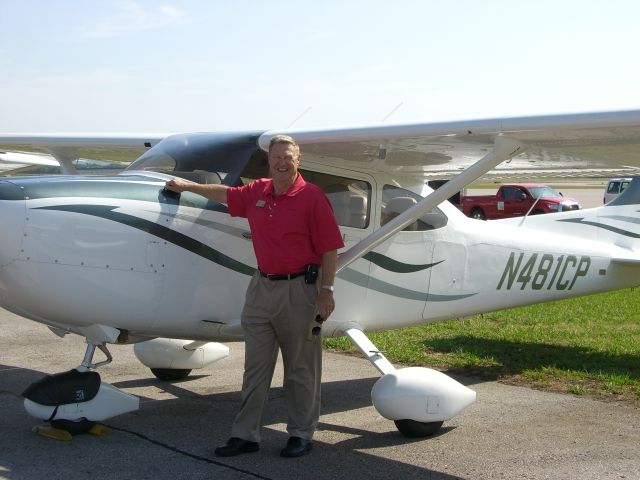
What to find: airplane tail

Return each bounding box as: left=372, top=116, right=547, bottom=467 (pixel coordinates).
left=590, top=176, right=640, bottom=262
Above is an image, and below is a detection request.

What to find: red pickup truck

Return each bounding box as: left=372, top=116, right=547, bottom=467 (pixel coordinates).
left=460, top=184, right=581, bottom=220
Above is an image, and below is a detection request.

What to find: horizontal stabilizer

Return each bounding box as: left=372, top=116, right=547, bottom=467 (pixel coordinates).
left=611, top=253, right=640, bottom=265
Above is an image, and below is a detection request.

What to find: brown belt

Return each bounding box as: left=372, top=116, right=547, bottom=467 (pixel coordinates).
left=259, top=270, right=306, bottom=281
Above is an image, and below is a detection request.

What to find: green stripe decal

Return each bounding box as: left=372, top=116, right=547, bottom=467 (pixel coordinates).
left=337, top=268, right=475, bottom=302
left=35, top=204, right=470, bottom=302
left=362, top=251, right=443, bottom=272
left=558, top=217, right=640, bottom=238
left=36, top=204, right=256, bottom=276
left=600, top=214, right=640, bottom=225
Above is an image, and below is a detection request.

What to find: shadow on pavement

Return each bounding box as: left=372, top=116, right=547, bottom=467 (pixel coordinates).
left=0, top=363, right=466, bottom=480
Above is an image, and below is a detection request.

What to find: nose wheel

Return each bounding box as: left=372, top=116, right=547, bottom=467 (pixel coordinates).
left=49, top=418, right=96, bottom=435
left=22, top=341, right=139, bottom=436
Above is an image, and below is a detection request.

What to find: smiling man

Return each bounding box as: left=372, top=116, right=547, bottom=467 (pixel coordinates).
left=165, top=135, right=344, bottom=457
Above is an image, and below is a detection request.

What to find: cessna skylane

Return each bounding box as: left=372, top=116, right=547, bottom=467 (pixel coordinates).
left=1, top=109, right=640, bottom=437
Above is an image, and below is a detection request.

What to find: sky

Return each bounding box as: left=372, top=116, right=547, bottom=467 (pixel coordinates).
left=1, top=0, right=640, bottom=133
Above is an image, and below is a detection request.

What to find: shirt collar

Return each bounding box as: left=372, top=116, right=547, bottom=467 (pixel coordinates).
left=265, top=173, right=306, bottom=198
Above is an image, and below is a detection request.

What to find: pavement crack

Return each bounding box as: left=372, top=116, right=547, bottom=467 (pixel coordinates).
left=104, top=424, right=274, bottom=480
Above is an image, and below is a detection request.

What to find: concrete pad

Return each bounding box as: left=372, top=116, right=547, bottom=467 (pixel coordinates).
left=0, top=307, right=638, bottom=480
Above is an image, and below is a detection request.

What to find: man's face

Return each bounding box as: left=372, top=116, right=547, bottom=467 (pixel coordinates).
left=268, top=142, right=300, bottom=184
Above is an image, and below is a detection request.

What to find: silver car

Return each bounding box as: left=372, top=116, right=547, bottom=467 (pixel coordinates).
left=604, top=177, right=632, bottom=204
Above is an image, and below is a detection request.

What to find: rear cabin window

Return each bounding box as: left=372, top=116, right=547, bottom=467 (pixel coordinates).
left=381, top=185, right=447, bottom=231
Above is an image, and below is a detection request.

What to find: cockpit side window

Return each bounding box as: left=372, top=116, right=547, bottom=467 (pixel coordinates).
left=236, top=149, right=269, bottom=185
left=381, top=185, right=447, bottom=231
left=237, top=158, right=372, bottom=229
left=302, top=170, right=371, bottom=229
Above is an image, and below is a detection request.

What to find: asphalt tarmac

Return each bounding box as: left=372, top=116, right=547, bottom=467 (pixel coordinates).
left=1, top=306, right=638, bottom=480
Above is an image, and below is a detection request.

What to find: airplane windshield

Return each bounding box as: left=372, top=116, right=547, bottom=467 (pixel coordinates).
left=529, top=186, right=562, bottom=198
left=126, top=132, right=263, bottom=186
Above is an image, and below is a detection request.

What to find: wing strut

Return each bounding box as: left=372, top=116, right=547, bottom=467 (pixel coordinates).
left=345, top=327, right=396, bottom=375
left=337, top=136, right=525, bottom=273
left=49, top=148, right=79, bottom=175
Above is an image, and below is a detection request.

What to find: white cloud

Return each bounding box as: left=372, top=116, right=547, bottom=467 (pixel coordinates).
left=75, top=1, right=188, bottom=39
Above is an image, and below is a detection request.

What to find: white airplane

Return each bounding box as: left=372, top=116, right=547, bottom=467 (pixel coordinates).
left=1, top=110, right=640, bottom=438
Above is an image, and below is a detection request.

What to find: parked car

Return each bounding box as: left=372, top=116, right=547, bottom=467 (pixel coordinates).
left=460, top=183, right=581, bottom=220
left=603, top=177, right=632, bottom=204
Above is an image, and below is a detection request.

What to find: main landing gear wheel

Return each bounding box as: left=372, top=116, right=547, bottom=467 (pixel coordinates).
left=50, top=418, right=95, bottom=435
left=394, top=419, right=444, bottom=437
left=150, top=368, right=192, bottom=381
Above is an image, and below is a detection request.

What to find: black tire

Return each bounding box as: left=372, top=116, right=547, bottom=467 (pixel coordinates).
left=150, top=368, right=192, bottom=381
left=50, top=418, right=95, bottom=435
left=469, top=208, right=486, bottom=220
left=531, top=209, right=544, bottom=215
left=394, top=419, right=444, bottom=437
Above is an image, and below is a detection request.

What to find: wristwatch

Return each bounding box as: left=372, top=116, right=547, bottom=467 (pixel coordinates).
left=321, top=285, right=334, bottom=293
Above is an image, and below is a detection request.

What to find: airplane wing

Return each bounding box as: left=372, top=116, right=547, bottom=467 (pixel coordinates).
left=259, top=109, right=640, bottom=180
left=3, top=110, right=640, bottom=177
left=0, top=133, right=166, bottom=174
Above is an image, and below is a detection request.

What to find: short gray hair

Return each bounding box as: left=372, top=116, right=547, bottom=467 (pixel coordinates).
left=269, top=135, right=300, bottom=156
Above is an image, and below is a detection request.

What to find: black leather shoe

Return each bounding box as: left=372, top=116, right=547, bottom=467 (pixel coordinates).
left=280, top=436, right=312, bottom=457
left=215, top=437, right=259, bottom=457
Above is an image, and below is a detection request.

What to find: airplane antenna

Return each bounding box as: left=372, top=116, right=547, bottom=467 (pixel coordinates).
left=287, top=106, right=312, bottom=128
left=380, top=102, right=404, bottom=123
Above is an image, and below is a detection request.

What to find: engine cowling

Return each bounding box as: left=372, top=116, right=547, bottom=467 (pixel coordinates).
left=0, top=180, right=25, bottom=268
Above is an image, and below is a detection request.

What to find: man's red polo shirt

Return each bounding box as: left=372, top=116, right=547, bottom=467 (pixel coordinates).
left=226, top=173, right=344, bottom=274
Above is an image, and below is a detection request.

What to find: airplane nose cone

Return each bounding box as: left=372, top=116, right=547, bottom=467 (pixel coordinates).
left=0, top=180, right=26, bottom=267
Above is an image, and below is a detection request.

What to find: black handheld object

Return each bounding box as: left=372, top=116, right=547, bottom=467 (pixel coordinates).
left=311, top=314, right=324, bottom=336
left=161, top=187, right=181, bottom=203
left=304, top=264, right=319, bottom=284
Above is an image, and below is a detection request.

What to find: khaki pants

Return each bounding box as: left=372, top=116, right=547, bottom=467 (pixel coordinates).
left=231, top=272, right=322, bottom=442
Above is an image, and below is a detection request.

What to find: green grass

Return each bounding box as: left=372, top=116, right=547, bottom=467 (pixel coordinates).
left=324, top=288, right=640, bottom=404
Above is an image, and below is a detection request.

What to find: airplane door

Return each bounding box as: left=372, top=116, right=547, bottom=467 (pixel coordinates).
left=424, top=240, right=467, bottom=320
left=366, top=185, right=441, bottom=329
left=371, top=230, right=436, bottom=327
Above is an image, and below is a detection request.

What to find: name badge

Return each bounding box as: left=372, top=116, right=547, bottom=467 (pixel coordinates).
left=256, top=199, right=266, bottom=208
